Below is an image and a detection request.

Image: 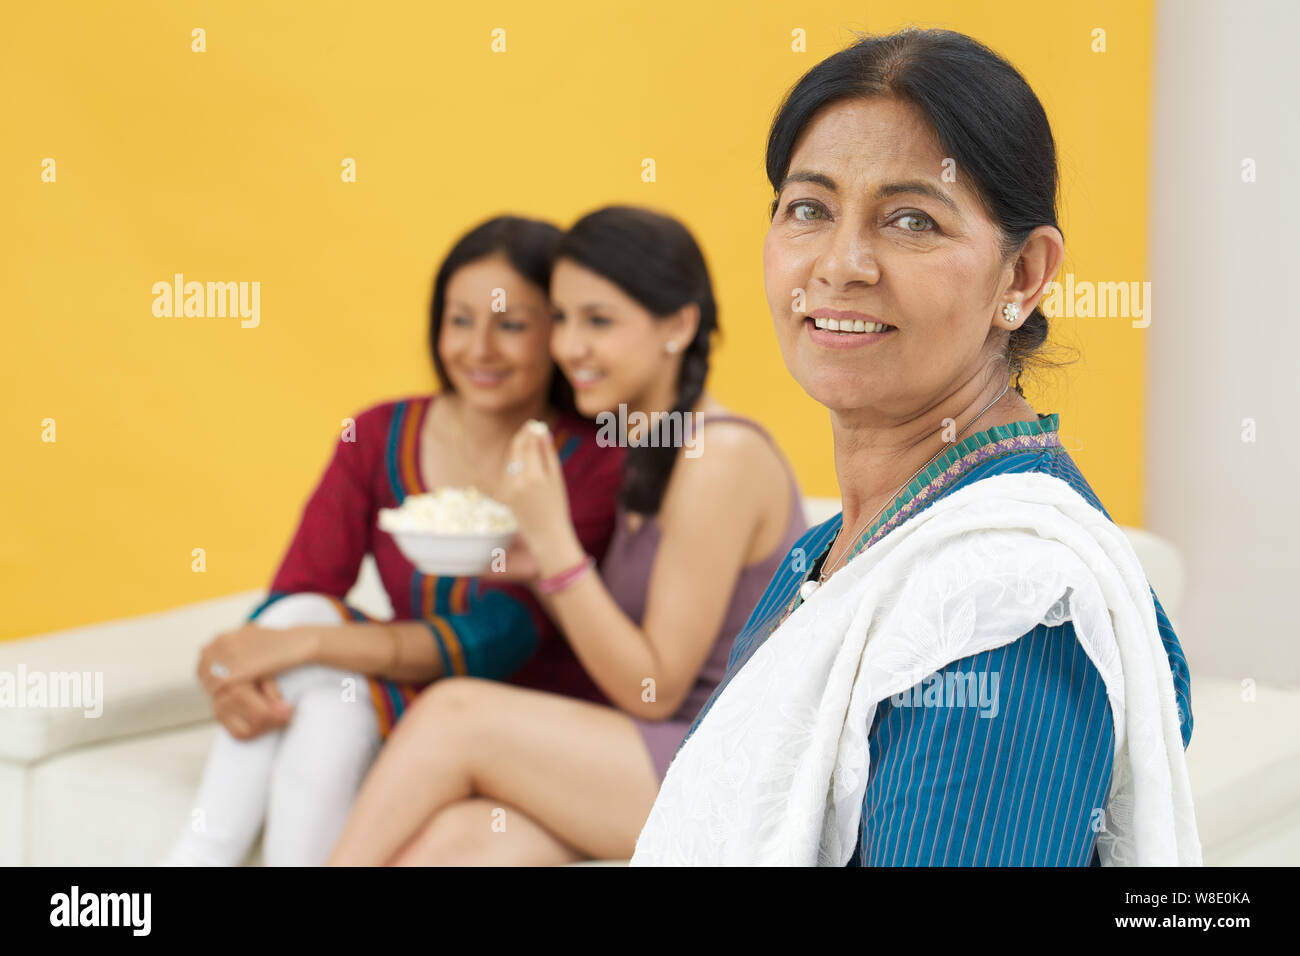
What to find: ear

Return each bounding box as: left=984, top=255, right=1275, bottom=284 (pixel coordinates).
left=665, top=302, right=702, bottom=350
left=994, top=225, right=1065, bottom=328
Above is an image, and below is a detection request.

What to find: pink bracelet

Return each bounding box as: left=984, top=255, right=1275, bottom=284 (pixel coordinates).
left=537, top=555, right=595, bottom=594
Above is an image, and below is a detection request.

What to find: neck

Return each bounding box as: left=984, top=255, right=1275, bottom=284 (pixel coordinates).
left=831, top=374, right=1034, bottom=542
left=441, top=390, right=552, bottom=450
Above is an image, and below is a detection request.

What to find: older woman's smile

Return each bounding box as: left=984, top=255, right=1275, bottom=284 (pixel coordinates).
left=804, top=315, right=896, bottom=349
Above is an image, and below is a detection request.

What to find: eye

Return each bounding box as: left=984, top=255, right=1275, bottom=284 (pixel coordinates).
left=893, top=212, right=936, bottom=233
left=500, top=319, right=527, bottom=332
left=449, top=315, right=473, bottom=327
left=589, top=315, right=612, bottom=328
left=787, top=200, right=827, bottom=222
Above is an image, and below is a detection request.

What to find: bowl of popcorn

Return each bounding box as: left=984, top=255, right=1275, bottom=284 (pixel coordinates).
left=378, top=487, right=518, bottom=576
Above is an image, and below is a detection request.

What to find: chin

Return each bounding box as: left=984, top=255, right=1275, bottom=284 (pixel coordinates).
left=565, top=378, right=619, bottom=417
left=459, top=386, right=526, bottom=414
left=573, top=391, right=611, bottom=419
left=797, top=375, right=876, bottom=414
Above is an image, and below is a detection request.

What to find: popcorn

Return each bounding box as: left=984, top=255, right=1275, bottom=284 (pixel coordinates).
left=525, top=419, right=550, bottom=436
left=378, top=487, right=518, bottom=535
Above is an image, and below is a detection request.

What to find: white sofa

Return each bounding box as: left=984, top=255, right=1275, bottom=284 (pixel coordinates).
left=2, top=498, right=1297, bottom=866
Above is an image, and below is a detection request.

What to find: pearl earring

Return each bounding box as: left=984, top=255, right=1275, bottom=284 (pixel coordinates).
left=1002, top=302, right=1020, bottom=324
left=665, top=341, right=680, bottom=354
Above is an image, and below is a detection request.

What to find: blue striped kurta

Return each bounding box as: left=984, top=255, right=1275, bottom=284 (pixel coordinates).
left=677, top=413, right=1193, bottom=866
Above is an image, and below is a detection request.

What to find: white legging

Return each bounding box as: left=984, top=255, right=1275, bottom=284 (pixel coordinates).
left=163, top=594, right=381, bottom=866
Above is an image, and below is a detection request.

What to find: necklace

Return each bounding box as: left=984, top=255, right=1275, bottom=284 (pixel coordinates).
left=797, top=383, right=1011, bottom=603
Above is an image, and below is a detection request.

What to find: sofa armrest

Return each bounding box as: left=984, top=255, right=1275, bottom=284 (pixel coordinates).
left=0, top=591, right=263, bottom=764
left=0, top=555, right=393, bottom=765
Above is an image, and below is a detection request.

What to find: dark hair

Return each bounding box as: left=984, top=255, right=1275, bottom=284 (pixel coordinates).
left=765, top=28, right=1077, bottom=395
left=428, top=215, right=576, bottom=416
left=555, top=206, right=719, bottom=514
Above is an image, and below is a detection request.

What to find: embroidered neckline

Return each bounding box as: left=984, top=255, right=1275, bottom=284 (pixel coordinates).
left=847, top=413, right=1061, bottom=558
left=784, top=413, right=1062, bottom=620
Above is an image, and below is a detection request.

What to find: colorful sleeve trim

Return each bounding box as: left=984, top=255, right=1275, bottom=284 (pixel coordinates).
left=416, top=591, right=539, bottom=682
left=246, top=590, right=370, bottom=623
left=420, top=615, right=467, bottom=678
left=367, top=678, right=419, bottom=739
left=246, top=590, right=424, bottom=739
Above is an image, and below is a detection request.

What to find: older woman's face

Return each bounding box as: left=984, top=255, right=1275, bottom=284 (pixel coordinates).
left=763, top=97, right=1012, bottom=418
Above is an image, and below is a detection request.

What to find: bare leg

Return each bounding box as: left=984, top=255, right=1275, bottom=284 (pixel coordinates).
left=387, top=798, right=584, bottom=866
left=328, top=677, right=659, bottom=865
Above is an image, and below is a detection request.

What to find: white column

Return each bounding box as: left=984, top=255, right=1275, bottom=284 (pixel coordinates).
left=1148, top=0, right=1300, bottom=684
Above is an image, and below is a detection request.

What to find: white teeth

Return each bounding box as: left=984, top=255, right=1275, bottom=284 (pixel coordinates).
left=812, top=317, right=891, bottom=334
left=572, top=369, right=602, bottom=382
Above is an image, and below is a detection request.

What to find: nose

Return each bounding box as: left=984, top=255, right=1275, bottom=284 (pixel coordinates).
left=468, top=315, right=498, bottom=360
left=551, top=317, right=587, bottom=364
left=813, top=219, right=880, bottom=291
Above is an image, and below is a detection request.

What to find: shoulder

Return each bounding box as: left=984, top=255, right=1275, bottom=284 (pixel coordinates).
left=952, top=447, right=1194, bottom=744
left=913, top=621, right=1109, bottom=707
left=680, top=412, right=793, bottom=491
left=877, top=620, right=1116, bottom=778
left=653, top=425, right=771, bottom=538
left=960, top=441, right=1111, bottom=522
left=669, top=416, right=776, bottom=495
left=349, top=393, right=431, bottom=437
left=332, top=394, right=432, bottom=478
left=865, top=620, right=1115, bottom=866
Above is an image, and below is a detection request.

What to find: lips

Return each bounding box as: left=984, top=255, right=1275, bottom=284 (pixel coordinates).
left=808, top=308, right=894, bottom=331
left=567, top=368, right=605, bottom=390
left=811, top=316, right=892, bottom=333
left=804, top=316, right=895, bottom=349
left=464, top=368, right=509, bottom=386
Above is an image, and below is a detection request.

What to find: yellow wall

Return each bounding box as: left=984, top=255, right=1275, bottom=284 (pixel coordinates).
left=1, top=0, right=1152, bottom=640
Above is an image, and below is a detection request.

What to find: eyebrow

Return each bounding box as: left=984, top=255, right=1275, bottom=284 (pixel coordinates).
left=776, top=172, right=959, bottom=213
left=556, top=303, right=618, bottom=315
left=449, top=300, right=538, bottom=316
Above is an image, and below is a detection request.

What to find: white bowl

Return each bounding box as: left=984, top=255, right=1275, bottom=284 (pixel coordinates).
left=386, top=528, right=517, bottom=577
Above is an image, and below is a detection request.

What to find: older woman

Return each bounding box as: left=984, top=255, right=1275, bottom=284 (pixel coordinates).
left=632, top=28, right=1200, bottom=866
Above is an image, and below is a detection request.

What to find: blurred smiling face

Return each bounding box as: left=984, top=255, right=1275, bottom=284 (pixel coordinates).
left=438, top=253, right=556, bottom=411
left=549, top=258, right=671, bottom=418
left=763, top=96, right=1013, bottom=418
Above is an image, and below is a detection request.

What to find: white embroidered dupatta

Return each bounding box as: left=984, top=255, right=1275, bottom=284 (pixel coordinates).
left=630, top=472, right=1201, bottom=866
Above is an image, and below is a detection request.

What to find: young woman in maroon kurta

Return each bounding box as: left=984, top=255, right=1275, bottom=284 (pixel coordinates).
left=248, top=391, right=622, bottom=735
left=168, top=216, right=624, bottom=866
